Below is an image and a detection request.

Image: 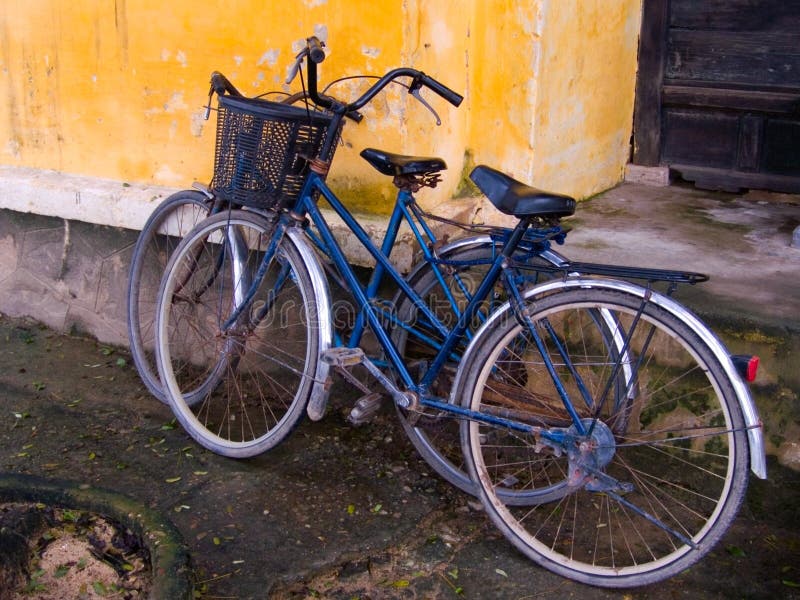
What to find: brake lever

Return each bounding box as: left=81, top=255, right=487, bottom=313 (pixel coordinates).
left=410, top=85, right=442, bottom=126
left=204, top=87, right=214, bottom=120
left=285, top=48, right=309, bottom=85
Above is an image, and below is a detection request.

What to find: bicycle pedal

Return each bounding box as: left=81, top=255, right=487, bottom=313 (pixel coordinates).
left=321, top=347, right=365, bottom=367
left=348, top=392, right=384, bottom=425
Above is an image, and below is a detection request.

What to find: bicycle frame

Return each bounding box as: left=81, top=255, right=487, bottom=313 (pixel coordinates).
left=304, top=174, right=513, bottom=391
left=216, top=168, right=590, bottom=450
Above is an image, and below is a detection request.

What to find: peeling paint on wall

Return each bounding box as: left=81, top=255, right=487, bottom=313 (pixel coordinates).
left=0, top=0, right=642, bottom=210
left=361, top=46, right=381, bottom=59
left=164, top=93, right=188, bottom=113
left=313, top=24, right=329, bottom=43
left=153, top=164, right=183, bottom=184
left=257, top=49, right=280, bottom=68
left=189, top=111, right=205, bottom=138
left=5, top=140, right=21, bottom=158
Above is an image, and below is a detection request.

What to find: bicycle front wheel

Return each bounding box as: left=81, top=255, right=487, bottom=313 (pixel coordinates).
left=458, top=286, right=749, bottom=587
left=155, top=210, right=319, bottom=457
left=127, top=190, right=213, bottom=403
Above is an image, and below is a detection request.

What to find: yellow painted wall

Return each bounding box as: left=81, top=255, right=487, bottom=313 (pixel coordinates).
left=0, top=1, right=642, bottom=216
left=532, top=0, right=644, bottom=198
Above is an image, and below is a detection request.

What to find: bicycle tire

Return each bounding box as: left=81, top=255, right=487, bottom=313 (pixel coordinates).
left=391, top=242, right=518, bottom=493
left=458, top=286, right=749, bottom=587
left=127, top=190, right=213, bottom=403
left=155, top=210, right=319, bottom=457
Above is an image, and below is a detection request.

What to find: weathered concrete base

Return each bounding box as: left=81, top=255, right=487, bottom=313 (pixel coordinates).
left=624, top=163, right=671, bottom=187
left=0, top=165, right=485, bottom=346
left=0, top=202, right=479, bottom=347
left=0, top=166, right=177, bottom=232
left=0, top=211, right=136, bottom=347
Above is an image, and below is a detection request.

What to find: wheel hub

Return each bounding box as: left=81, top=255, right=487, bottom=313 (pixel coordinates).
left=565, top=418, right=618, bottom=489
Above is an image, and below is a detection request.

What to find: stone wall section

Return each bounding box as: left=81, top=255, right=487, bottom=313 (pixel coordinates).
left=0, top=210, right=137, bottom=347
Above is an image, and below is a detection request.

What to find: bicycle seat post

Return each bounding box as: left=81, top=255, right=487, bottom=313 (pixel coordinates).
left=500, top=217, right=534, bottom=259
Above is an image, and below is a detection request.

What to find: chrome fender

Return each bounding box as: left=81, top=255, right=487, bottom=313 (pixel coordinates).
left=452, top=276, right=767, bottom=479
left=403, top=233, right=570, bottom=282
left=285, top=228, right=334, bottom=421
left=399, top=234, right=493, bottom=293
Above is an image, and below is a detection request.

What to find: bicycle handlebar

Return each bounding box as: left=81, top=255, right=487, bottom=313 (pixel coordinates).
left=207, top=37, right=462, bottom=129
left=415, top=73, right=463, bottom=107
left=209, top=69, right=363, bottom=123
left=302, top=36, right=463, bottom=115
left=210, top=71, right=242, bottom=97
left=307, top=36, right=326, bottom=64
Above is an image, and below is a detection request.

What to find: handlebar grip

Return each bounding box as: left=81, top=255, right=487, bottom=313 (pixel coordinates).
left=307, top=37, right=326, bottom=64
left=421, top=74, right=463, bottom=107
left=210, top=71, right=242, bottom=97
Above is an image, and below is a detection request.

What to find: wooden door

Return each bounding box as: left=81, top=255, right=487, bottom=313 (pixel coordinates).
left=633, top=0, right=800, bottom=193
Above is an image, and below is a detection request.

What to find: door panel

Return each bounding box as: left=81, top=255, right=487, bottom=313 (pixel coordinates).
left=633, top=0, right=800, bottom=193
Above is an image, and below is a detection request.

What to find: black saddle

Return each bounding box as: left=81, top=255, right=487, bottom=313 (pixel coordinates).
left=360, top=148, right=447, bottom=177
left=470, top=165, right=575, bottom=218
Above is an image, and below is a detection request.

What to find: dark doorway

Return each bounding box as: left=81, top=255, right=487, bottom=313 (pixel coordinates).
left=633, top=0, right=800, bottom=193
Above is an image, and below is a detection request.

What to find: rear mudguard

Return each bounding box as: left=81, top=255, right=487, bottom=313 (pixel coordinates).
left=450, top=276, right=767, bottom=479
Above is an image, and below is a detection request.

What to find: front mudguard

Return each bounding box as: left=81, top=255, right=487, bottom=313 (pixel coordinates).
left=284, top=228, right=334, bottom=421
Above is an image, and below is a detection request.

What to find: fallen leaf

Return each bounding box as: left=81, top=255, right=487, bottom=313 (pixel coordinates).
left=54, top=565, right=70, bottom=578
left=726, top=545, right=746, bottom=558
left=92, top=581, right=107, bottom=595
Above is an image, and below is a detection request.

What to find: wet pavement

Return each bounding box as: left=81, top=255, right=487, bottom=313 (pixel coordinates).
left=2, top=180, right=800, bottom=599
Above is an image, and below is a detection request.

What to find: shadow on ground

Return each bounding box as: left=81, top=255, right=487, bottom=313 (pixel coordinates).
left=1, top=315, right=799, bottom=599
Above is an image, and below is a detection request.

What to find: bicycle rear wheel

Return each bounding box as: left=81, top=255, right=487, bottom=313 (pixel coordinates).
left=392, top=243, right=627, bottom=502
left=127, top=190, right=213, bottom=402
left=155, top=210, right=319, bottom=457
left=392, top=243, right=525, bottom=494
left=458, top=286, right=749, bottom=587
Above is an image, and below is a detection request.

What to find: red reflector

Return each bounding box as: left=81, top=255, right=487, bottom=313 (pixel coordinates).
left=731, top=354, right=759, bottom=382
left=745, top=356, right=759, bottom=382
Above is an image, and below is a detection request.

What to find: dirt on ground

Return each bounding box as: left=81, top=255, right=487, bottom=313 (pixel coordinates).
left=1, top=503, right=150, bottom=599
left=1, top=314, right=800, bottom=599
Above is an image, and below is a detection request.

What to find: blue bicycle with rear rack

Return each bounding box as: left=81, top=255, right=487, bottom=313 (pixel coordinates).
left=148, top=35, right=766, bottom=587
